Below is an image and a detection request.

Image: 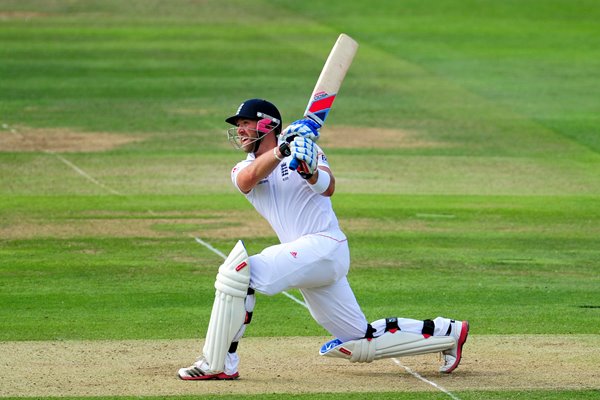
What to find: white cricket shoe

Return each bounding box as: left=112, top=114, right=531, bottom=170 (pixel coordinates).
left=178, top=357, right=239, bottom=381
left=439, top=320, right=469, bottom=373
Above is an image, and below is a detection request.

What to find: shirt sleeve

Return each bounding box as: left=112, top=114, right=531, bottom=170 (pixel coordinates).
left=231, top=159, right=253, bottom=194
left=315, top=143, right=330, bottom=169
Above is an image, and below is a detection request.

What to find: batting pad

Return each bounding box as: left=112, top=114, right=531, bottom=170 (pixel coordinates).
left=320, top=331, right=455, bottom=363
left=202, top=240, right=250, bottom=373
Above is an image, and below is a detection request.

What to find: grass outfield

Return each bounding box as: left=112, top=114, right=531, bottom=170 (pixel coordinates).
left=1, top=0, right=599, bottom=399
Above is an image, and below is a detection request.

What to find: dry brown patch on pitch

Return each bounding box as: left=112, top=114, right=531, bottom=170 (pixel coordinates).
left=0, top=11, right=48, bottom=20
left=1, top=217, right=185, bottom=239
left=0, top=126, right=142, bottom=152
left=320, top=126, right=446, bottom=149
left=3, top=209, right=450, bottom=241
left=0, top=335, right=597, bottom=397
left=0, top=210, right=273, bottom=240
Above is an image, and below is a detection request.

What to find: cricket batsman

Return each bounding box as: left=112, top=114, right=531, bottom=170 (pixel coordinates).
left=178, top=99, right=469, bottom=380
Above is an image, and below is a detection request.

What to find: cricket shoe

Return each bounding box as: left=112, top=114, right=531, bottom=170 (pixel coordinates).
left=439, top=320, right=469, bottom=373
left=178, top=357, right=239, bottom=381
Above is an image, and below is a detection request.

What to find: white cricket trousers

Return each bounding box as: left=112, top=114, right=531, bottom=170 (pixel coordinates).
left=249, top=230, right=369, bottom=342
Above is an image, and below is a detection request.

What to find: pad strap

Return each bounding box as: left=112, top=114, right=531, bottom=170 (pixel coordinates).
left=228, top=287, right=256, bottom=354
left=228, top=342, right=239, bottom=353
left=364, top=324, right=376, bottom=339
left=422, top=319, right=435, bottom=337
left=385, top=317, right=400, bottom=333
left=244, top=288, right=255, bottom=324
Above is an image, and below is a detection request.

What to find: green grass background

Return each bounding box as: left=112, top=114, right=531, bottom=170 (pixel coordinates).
left=1, top=0, right=599, bottom=399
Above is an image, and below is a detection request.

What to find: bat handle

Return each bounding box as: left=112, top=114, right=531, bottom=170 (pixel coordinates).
left=289, top=158, right=312, bottom=180
left=285, top=134, right=299, bottom=170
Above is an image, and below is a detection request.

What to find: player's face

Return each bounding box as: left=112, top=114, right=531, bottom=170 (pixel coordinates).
left=225, top=118, right=260, bottom=153
left=236, top=119, right=260, bottom=153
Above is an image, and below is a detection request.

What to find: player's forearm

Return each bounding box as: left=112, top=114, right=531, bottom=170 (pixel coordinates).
left=236, top=149, right=281, bottom=193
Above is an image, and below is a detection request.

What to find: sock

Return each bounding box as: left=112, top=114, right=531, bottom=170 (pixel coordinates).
left=224, top=352, right=239, bottom=375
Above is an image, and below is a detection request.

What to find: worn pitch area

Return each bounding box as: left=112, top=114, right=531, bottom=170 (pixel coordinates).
left=0, top=335, right=598, bottom=397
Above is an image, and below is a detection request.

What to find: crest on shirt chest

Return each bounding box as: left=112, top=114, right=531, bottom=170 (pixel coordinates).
left=257, top=163, right=289, bottom=186
left=281, top=163, right=289, bottom=181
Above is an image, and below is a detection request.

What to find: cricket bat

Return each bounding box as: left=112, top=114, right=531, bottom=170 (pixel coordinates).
left=304, top=33, right=359, bottom=126
left=290, top=33, right=358, bottom=171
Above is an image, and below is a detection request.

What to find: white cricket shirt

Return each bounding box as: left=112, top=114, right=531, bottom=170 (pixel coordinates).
left=231, top=144, right=344, bottom=244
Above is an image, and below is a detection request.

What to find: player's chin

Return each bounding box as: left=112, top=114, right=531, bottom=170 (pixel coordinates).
left=241, top=143, right=254, bottom=153
left=238, top=138, right=251, bottom=151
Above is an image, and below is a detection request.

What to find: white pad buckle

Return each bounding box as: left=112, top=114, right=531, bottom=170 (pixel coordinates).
left=202, top=240, right=250, bottom=373
left=320, top=331, right=455, bottom=363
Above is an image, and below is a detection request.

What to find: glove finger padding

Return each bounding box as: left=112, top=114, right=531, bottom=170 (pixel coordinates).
left=281, top=118, right=321, bottom=142
left=290, top=137, right=318, bottom=177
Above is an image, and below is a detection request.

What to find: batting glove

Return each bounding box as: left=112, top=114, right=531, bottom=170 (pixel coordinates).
left=281, top=118, right=321, bottom=143
left=289, top=137, right=318, bottom=179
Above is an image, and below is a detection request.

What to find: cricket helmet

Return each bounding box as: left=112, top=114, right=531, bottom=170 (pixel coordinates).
left=225, top=98, right=282, bottom=132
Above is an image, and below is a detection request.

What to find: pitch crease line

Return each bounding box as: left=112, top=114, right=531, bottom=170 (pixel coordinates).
left=392, top=359, right=462, bottom=400
left=193, top=236, right=227, bottom=259
left=44, top=150, right=123, bottom=196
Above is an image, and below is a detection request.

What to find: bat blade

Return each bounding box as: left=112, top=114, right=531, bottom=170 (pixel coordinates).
left=304, top=33, right=359, bottom=126
left=289, top=34, right=358, bottom=173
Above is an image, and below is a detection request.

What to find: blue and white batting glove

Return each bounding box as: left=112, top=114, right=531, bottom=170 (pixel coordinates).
left=281, top=118, right=321, bottom=143
left=289, top=137, right=318, bottom=179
